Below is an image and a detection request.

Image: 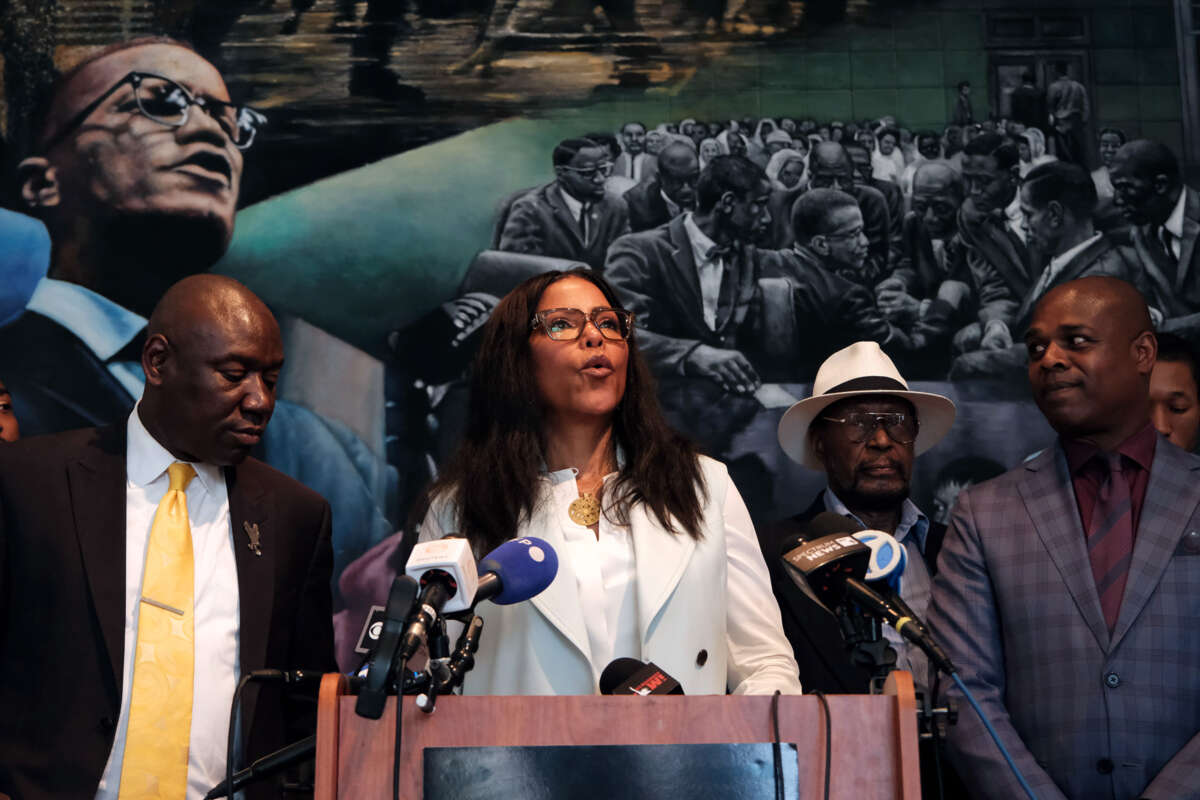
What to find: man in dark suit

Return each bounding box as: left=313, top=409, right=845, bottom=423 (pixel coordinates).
left=845, top=140, right=904, bottom=271
left=929, top=277, right=1200, bottom=798
left=1009, top=70, right=1047, bottom=136
left=761, top=340, right=955, bottom=694
left=605, top=154, right=769, bottom=394
left=0, top=274, right=336, bottom=800
left=807, top=142, right=893, bottom=283
left=1111, top=140, right=1200, bottom=342
left=498, top=137, right=631, bottom=271
left=948, top=161, right=1144, bottom=380
left=622, top=141, right=699, bottom=232
left=954, top=132, right=1034, bottom=353
left=761, top=189, right=914, bottom=378
left=952, top=80, right=974, bottom=127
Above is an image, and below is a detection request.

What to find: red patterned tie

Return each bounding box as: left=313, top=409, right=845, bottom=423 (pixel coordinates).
left=1088, top=452, right=1134, bottom=631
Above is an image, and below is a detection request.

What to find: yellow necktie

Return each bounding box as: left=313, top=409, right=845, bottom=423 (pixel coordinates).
left=119, top=462, right=197, bottom=799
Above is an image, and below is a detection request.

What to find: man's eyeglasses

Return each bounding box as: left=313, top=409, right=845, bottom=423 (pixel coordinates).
left=821, top=412, right=918, bottom=444
left=808, top=174, right=853, bottom=191
left=820, top=225, right=865, bottom=242
left=42, top=71, right=265, bottom=153
left=530, top=307, right=634, bottom=341
left=558, top=162, right=614, bottom=181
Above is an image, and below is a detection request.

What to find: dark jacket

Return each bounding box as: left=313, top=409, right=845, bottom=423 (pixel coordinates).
left=1009, top=84, right=1047, bottom=131
left=761, top=246, right=912, bottom=377
left=623, top=179, right=678, bottom=232
left=0, top=425, right=336, bottom=800
left=497, top=181, right=630, bottom=271
left=757, top=492, right=946, bottom=695
left=1011, top=233, right=1143, bottom=334
left=604, top=215, right=762, bottom=376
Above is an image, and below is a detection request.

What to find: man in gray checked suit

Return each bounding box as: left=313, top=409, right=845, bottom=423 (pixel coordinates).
left=928, top=275, right=1200, bottom=800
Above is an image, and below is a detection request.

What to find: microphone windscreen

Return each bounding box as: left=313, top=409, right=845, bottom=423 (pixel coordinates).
left=478, top=537, right=559, bottom=604
left=599, top=657, right=646, bottom=695
left=779, top=511, right=863, bottom=556
left=853, top=530, right=907, bottom=591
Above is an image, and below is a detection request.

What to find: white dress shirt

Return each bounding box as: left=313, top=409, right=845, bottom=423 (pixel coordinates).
left=1029, top=232, right=1104, bottom=300
left=823, top=489, right=932, bottom=687
left=660, top=189, right=681, bottom=219
left=1162, top=187, right=1187, bottom=261
left=26, top=277, right=146, bottom=398
left=548, top=468, right=639, bottom=674
left=96, top=407, right=241, bottom=800
left=1004, top=195, right=1027, bottom=244
left=683, top=212, right=724, bottom=331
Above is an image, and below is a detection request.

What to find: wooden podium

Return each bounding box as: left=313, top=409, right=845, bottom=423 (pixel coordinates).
left=314, top=671, right=921, bottom=799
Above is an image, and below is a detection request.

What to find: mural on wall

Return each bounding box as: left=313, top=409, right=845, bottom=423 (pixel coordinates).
left=0, top=0, right=1192, bottom=666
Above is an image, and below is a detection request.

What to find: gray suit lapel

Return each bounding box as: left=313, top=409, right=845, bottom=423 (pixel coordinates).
left=667, top=218, right=707, bottom=331
left=1018, top=447, right=1111, bottom=651
left=1176, top=196, right=1200, bottom=293
left=547, top=184, right=586, bottom=247
left=1110, top=441, right=1200, bottom=650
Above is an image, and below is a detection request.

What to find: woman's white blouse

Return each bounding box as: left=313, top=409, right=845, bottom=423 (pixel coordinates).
left=418, top=456, right=803, bottom=696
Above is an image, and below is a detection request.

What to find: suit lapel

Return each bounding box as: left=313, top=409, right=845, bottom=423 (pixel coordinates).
left=226, top=462, right=276, bottom=725
left=546, top=184, right=585, bottom=247
left=66, top=426, right=129, bottom=691
left=630, top=502, right=696, bottom=646
left=1133, top=225, right=1179, bottom=311
left=1110, top=442, right=1200, bottom=651
left=1175, top=188, right=1200, bottom=293
left=527, top=486, right=592, bottom=663
left=667, top=217, right=707, bottom=332
left=1017, top=447, right=1111, bottom=651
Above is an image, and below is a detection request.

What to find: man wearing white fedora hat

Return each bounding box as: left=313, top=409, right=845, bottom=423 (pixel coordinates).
left=757, top=340, right=956, bottom=694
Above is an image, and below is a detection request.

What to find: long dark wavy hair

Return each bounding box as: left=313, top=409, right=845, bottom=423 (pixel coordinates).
left=423, top=268, right=706, bottom=554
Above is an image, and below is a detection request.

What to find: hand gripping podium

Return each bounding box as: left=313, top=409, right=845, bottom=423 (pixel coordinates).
left=314, top=672, right=921, bottom=799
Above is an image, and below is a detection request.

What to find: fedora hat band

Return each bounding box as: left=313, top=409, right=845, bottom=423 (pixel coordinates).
left=822, top=375, right=908, bottom=395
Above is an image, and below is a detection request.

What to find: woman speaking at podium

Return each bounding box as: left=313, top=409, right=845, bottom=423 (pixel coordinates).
left=418, top=268, right=802, bottom=696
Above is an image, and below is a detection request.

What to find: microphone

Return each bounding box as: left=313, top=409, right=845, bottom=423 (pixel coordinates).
left=471, top=536, right=559, bottom=607
left=852, top=529, right=908, bottom=594
left=204, top=735, right=314, bottom=799
left=599, top=658, right=685, bottom=695
left=781, top=513, right=955, bottom=675
left=405, top=537, right=480, bottom=613
left=244, top=669, right=326, bottom=685
left=355, top=574, right=419, bottom=719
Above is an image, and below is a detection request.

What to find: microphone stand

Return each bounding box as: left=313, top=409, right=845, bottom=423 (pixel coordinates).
left=835, top=603, right=898, bottom=695
left=415, top=614, right=484, bottom=714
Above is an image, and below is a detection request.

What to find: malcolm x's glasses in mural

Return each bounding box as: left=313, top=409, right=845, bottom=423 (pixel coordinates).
left=557, top=161, right=615, bottom=181
left=43, top=72, right=267, bottom=152
left=530, top=307, right=636, bottom=341
left=821, top=412, right=919, bottom=445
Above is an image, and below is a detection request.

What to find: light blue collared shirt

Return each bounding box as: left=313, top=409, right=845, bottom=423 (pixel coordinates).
left=26, top=277, right=147, bottom=398
left=823, top=488, right=932, bottom=687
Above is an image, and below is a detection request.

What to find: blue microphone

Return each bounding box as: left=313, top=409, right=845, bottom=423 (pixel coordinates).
left=853, top=530, right=908, bottom=594
left=474, top=536, right=559, bottom=606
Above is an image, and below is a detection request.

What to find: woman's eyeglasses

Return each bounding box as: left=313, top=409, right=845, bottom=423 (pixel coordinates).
left=530, top=307, right=635, bottom=341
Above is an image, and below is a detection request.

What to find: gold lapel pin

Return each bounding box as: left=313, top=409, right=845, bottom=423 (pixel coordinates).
left=244, top=521, right=263, bottom=556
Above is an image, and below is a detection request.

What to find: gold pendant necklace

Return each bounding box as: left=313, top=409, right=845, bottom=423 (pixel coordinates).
left=568, top=492, right=601, bottom=526
left=568, top=476, right=604, bottom=527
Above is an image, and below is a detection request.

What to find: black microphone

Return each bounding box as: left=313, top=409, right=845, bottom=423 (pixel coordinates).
left=245, top=669, right=326, bottom=685
left=355, top=574, right=419, bottom=719
left=204, top=735, right=315, bottom=799
left=394, top=569, right=458, bottom=670
left=780, top=512, right=956, bottom=676
left=599, top=658, right=685, bottom=695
